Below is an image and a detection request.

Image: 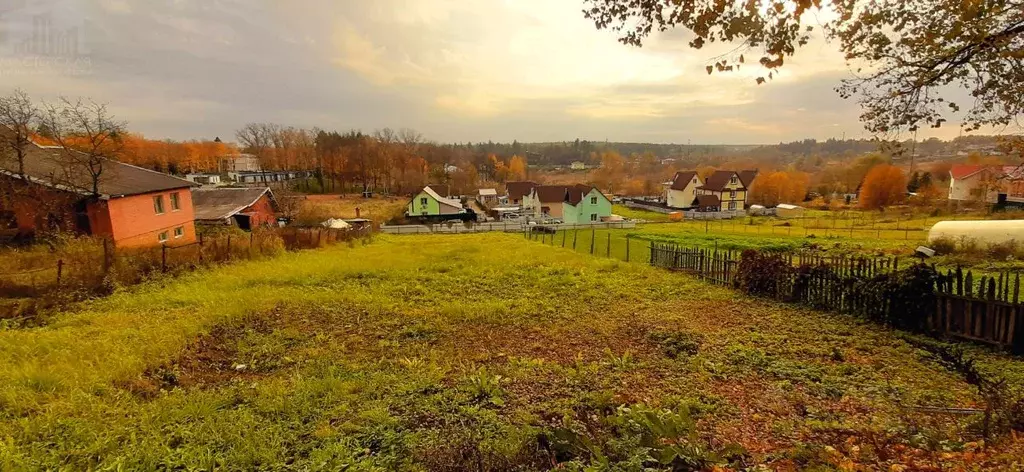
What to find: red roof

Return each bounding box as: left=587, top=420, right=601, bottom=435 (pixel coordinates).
left=950, top=164, right=986, bottom=180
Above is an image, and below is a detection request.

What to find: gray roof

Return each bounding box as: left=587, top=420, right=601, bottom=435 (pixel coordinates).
left=0, top=131, right=196, bottom=198
left=192, top=187, right=274, bottom=221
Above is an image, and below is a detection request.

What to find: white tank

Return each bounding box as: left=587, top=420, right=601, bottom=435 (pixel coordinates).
left=928, top=219, right=1024, bottom=244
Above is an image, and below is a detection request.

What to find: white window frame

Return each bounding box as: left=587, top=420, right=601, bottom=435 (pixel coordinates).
left=158, top=231, right=169, bottom=243
left=590, top=213, right=598, bottom=222
left=153, top=195, right=165, bottom=215
left=173, top=226, right=184, bottom=238
left=170, top=192, right=181, bottom=211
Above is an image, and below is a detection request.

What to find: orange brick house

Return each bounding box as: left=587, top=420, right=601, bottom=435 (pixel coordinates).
left=0, top=137, right=199, bottom=247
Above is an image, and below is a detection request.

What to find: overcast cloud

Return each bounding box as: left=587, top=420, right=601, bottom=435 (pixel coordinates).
left=0, top=0, right=971, bottom=144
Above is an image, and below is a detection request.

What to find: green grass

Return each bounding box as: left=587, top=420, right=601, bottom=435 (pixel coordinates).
left=1, top=233, right=1023, bottom=469
left=612, top=204, right=674, bottom=222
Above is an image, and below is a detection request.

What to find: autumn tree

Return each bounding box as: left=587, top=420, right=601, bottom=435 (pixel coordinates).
left=0, top=89, right=39, bottom=178
left=583, top=0, right=1024, bottom=135
left=507, top=155, right=527, bottom=181
left=750, top=170, right=810, bottom=206
left=859, top=165, right=908, bottom=210
left=593, top=151, right=626, bottom=192
left=42, top=98, right=127, bottom=197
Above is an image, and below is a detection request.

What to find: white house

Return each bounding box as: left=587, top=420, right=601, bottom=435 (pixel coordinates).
left=665, top=171, right=702, bottom=209
left=948, top=165, right=1009, bottom=203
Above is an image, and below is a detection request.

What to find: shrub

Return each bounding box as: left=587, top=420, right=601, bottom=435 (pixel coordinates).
left=735, top=250, right=792, bottom=297
left=987, top=240, right=1019, bottom=260
left=929, top=236, right=956, bottom=255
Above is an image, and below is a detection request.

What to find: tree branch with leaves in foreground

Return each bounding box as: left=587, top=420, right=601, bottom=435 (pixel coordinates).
left=582, top=0, right=1024, bottom=137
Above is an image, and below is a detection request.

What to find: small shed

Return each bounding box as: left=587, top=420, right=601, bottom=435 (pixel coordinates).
left=192, top=187, right=277, bottom=230
left=929, top=220, right=1024, bottom=245
left=748, top=204, right=767, bottom=216
left=477, top=188, right=498, bottom=204
left=775, top=203, right=805, bottom=218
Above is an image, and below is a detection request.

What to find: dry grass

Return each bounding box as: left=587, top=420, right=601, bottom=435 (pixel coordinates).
left=295, top=194, right=407, bottom=225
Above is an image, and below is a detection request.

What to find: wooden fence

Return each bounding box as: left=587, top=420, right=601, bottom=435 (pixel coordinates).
left=650, top=243, right=737, bottom=286
left=649, top=243, right=1024, bottom=353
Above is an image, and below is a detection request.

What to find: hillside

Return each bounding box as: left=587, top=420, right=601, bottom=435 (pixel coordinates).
left=1, top=234, right=1022, bottom=469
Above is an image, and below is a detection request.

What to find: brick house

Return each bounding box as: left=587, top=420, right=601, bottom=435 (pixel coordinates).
left=192, top=187, right=277, bottom=229
left=0, top=137, right=198, bottom=247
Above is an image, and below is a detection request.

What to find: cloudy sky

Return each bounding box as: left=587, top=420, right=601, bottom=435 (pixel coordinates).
left=0, top=0, right=967, bottom=144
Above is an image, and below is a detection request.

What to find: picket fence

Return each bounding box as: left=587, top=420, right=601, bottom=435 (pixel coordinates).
left=649, top=243, right=1024, bottom=353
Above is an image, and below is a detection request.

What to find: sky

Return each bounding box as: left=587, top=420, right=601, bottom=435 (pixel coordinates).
left=0, top=0, right=973, bottom=145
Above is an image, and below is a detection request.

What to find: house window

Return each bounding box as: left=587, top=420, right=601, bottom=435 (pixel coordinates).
left=590, top=196, right=597, bottom=205
left=174, top=226, right=184, bottom=238
left=421, top=211, right=428, bottom=216
left=420, top=197, right=428, bottom=206
left=728, top=201, right=736, bottom=210
left=170, top=192, right=181, bottom=211
left=692, top=178, right=697, bottom=184
left=730, top=176, right=737, bottom=184
left=730, top=190, right=736, bottom=199
left=158, top=231, right=168, bottom=243
left=153, top=195, right=165, bottom=214
left=590, top=213, right=598, bottom=222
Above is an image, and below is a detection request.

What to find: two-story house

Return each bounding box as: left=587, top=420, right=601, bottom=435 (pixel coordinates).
left=665, top=171, right=702, bottom=209
left=697, top=170, right=748, bottom=211
left=563, top=185, right=612, bottom=223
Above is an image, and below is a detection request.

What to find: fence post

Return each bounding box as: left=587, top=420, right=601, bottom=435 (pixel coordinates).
left=198, top=233, right=205, bottom=264
left=161, top=244, right=167, bottom=273
left=606, top=233, right=611, bottom=257
left=626, top=235, right=630, bottom=262
left=56, top=259, right=63, bottom=287
left=562, top=230, right=566, bottom=247
left=227, top=235, right=232, bottom=259
left=250, top=231, right=255, bottom=257
left=590, top=227, right=596, bottom=254
left=573, top=228, right=578, bottom=250
left=102, top=238, right=111, bottom=274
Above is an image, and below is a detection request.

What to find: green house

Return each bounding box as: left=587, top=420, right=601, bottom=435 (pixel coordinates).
left=562, top=185, right=612, bottom=224
left=407, top=186, right=463, bottom=216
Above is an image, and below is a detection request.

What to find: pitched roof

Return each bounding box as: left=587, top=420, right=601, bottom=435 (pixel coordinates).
left=478, top=188, right=497, bottom=196
left=565, top=184, right=595, bottom=205
left=738, top=170, right=758, bottom=188
left=532, top=185, right=570, bottom=204
left=423, top=186, right=462, bottom=209
left=669, top=171, right=698, bottom=191
left=699, top=170, right=743, bottom=192
left=694, top=194, right=720, bottom=208
left=192, top=187, right=274, bottom=221
left=506, top=181, right=537, bottom=200
left=950, top=164, right=986, bottom=180
left=0, top=131, right=196, bottom=198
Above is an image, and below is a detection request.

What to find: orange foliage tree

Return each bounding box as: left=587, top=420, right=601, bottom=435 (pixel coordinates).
left=859, top=165, right=907, bottom=210
left=750, top=170, right=809, bottom=206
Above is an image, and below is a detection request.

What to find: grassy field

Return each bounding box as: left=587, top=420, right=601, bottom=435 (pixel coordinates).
left=1, top=233, right=1022, bottom=469
left=297, top=195, right=407, bottom=224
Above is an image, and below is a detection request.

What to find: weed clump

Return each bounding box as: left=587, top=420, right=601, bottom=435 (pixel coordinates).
left=648, top=330, right=703, bottom=358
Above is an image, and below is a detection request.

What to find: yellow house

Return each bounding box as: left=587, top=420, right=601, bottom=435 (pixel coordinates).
left=698, top=170, right=748, bottom=211
left=665, top=171, right=702, bottom=209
